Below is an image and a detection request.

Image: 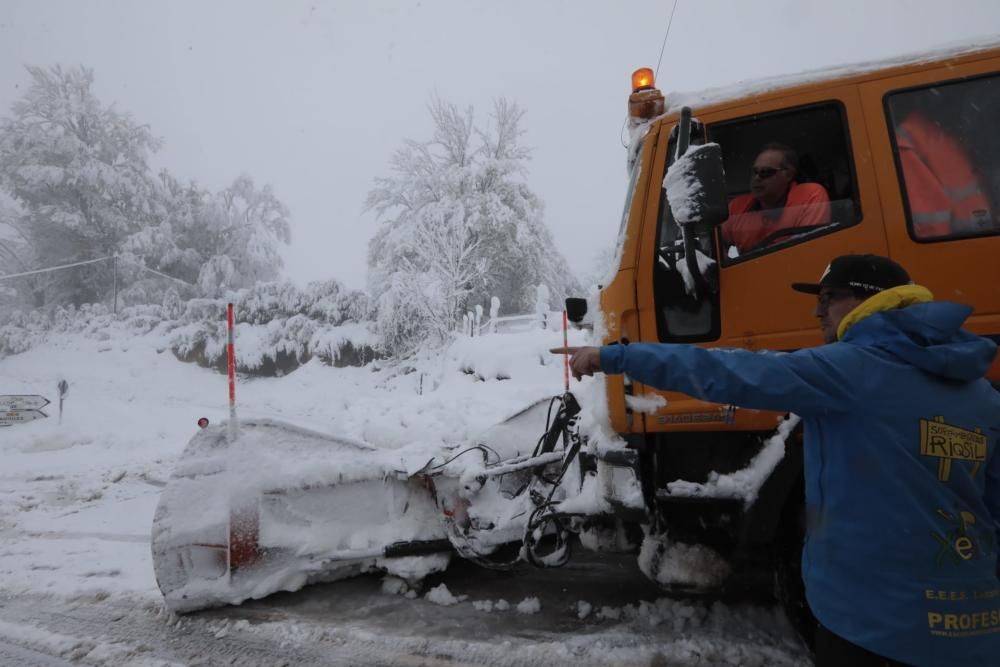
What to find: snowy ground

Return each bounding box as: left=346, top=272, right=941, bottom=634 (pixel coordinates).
left=0, top=323, right=812, bottom=665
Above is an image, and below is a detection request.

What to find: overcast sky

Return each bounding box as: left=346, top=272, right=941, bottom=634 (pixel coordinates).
left=2, top=1, right=999, bottom=290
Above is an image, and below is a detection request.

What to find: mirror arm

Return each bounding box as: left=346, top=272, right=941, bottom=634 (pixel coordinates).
left=675, top=106, right=702, bottom=299
left=675, top=106, right=691, bottom=158
left=683, top=233, right=701, bottom=300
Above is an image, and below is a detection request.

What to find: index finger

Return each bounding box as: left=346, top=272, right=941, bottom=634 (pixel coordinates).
left=549, top=347, right=581, bottom=355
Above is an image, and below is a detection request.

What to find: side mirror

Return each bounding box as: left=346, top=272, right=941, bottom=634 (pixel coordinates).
left=664, top=142, right=729, bottom=228
left=565, top=298, right=588, bottom=324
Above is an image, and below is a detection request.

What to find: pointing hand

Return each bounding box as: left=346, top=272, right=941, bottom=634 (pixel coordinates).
left=550, top=346, right=601, bottom=381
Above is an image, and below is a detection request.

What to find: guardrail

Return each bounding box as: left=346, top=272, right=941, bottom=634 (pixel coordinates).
left=475, top=311, right=564, bottom=336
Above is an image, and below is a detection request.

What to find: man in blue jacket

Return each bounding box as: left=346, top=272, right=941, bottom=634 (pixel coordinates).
left=555, top=254, right=1000, bottom=667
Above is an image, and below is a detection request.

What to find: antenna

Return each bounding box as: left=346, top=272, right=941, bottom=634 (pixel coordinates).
left=655, top=0, right=680, bottom=80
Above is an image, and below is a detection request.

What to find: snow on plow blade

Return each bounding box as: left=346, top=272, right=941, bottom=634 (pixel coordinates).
left=151, top=419, right=450, bottom=613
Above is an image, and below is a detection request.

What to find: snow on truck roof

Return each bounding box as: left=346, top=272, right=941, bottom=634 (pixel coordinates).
left=661, top=35, right=1000, bottom=116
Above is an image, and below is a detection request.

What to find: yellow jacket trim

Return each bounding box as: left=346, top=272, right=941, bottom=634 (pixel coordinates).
left=837, top=284, right=935, bottom=340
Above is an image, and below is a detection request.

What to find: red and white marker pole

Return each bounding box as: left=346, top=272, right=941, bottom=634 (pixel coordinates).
left=227, top=303, right=238, bottom=443
left=225, top=303, right=257, bottom=567
left=562, top=310, right=570, bottom=392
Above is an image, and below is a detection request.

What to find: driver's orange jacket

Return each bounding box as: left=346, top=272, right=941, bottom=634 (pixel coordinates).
left=896, top=111, right=993, bottom=239
left=721, top=182, right=831, bottom=253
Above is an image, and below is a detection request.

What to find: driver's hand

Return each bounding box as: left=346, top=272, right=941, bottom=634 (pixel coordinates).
left=550, top=346, right=602, bottom=380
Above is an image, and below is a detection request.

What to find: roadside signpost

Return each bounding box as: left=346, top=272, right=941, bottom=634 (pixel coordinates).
left=58, top=380, right=69, bottom=424
left=0, top=395, right=49, bottom=411
left=0, top=395, right=50, bottom=427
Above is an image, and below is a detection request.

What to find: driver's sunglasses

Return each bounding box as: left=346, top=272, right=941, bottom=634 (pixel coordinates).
left=817, top=289, right=855, bottom=307
left=750, top=166, right=786, bottom=179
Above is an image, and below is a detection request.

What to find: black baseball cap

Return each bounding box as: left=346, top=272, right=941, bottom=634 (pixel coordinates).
left=791, top=254, right=911, bottom=295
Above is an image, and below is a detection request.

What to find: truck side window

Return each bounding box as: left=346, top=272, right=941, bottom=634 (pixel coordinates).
left=708, top=103, right=860, bottom=264
left=886, top=75, right=1000, bottom=242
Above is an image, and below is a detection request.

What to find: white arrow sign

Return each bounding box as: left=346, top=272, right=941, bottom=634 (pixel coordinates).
left=0, top=409, right=48, bottom=426
left=0, top=395, right=51, bottom=411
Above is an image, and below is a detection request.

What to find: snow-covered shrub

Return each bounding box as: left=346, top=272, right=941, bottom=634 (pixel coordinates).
left=237, top=281, right=307, bottom=324
left=310, top=322, right=380, bottom=367
left=171, top=321, right=226, bottom=373
left=372, top=272, right=442, bottom=358
left=162, top=288, right=183, bottom=320
left=118, top=304, right=167, bottom=335
left=0, top=299, right=180, bottom=358
left=0, top=311, right=48, bottom=357
left=167, top=280, right=380, bottom=376
left=181, top=298, right=227, bottom=324
left=305, top=279, right=374, bottom=323
left=0, top=272, right=381, bottom=373
left=118, top=278, right=181, bottom=310
left=52, top=305, right=76, bottom=331
left=231, top=315, right=317, bottom=376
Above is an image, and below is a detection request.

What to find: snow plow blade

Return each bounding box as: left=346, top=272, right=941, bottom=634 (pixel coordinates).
left=151, top=419, right=450, bottom=613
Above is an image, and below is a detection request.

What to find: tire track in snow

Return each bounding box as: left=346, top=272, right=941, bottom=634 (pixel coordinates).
left=0, top=554, right=811, bottom=666
left=0, top=637, right=77, bottom=667
left=0, top=593, right=463, bottom=666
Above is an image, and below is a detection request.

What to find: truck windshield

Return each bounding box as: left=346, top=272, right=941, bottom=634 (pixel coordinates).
left=619, top=138, right=644, bottom=238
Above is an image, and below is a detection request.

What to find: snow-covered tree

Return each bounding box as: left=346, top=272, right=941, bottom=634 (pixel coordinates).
left=125, top=172, right=207, bottom=285
left=366, top=97, right=578, bottom=356
left=0, top=65, right=293, bottom=309
left=194, top=174, right=291, bottom=294
left=126, top=172, right=291, bottom=299
left=0, top=65, right=161, bottom=306
left=0, top=187, right=37, bottom=313
left=469, top=99, right=579, bottom=313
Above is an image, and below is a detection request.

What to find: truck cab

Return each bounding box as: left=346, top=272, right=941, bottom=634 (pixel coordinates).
left=600, top=44, right=1000, bottom=640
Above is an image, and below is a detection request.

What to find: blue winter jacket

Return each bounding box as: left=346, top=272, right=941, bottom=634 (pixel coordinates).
left=600, top=295, right=1000, bottom=667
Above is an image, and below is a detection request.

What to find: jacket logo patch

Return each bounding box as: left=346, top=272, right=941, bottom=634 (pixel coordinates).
left=919, top=416, right=987, bottom=481
left=931, top=507, right=996, bottom=567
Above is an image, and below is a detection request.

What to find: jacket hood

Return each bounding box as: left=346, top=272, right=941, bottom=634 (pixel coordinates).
left=842, top=294, right=998, bottom=382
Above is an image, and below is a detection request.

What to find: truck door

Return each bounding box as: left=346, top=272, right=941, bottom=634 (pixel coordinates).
left=706, top=87, right=888, bottom=353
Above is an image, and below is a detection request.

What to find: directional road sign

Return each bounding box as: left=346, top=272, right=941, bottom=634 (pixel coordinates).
left=0, top=409, right=48, bottom=426
left=0, top=395, right=51, bottom=411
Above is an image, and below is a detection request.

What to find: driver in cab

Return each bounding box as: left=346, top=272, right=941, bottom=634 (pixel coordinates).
left=720, top=143, right=831, bottom=255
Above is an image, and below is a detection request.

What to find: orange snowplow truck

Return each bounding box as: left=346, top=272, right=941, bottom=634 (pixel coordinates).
left=574, top=45, right=1000, bottom=637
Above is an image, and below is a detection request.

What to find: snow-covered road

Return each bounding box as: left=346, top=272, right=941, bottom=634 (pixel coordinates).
left=0, top=554, right=809, bottom=666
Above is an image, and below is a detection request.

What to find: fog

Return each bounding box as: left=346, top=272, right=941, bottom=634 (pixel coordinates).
left=1, top=0, right=997, bottom=288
